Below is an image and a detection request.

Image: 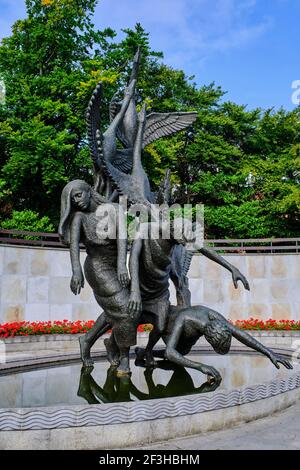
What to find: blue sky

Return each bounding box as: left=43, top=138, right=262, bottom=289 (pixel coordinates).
left=0, top=0, right=299, bottom=110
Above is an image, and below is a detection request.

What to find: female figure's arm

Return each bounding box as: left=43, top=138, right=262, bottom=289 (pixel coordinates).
left=116, top=204, right=130, bottom=288
left=70, top=213, right=84, bottom=295
left=128, top=237, right=143, bottom=317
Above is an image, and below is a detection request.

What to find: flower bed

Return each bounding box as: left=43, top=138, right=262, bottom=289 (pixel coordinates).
left=0, top=320, right=153, bottom=338
left=233, top=318, right=300, bottom=331
left=0, top=318, right=299, bottom=338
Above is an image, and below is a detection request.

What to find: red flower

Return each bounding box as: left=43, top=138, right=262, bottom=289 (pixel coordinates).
left=0, top=318, right=299, bottom=338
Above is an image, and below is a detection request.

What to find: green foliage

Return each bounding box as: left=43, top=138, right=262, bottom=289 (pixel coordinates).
left=0, top=1, right=300, bottom=238
left=162, top=103, right=300, bottom=238
left=1, top=209, right=54, bottom=233
left=0, top=1, right=165, bottom=225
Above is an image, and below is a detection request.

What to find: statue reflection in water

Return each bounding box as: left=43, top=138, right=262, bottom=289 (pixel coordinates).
left=77, top=359, right=220, bottom=405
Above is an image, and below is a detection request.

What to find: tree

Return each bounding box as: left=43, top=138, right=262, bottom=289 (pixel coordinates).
left=1, top=1, right=300, bottom=238
left=0, top=0, right=114, bottom=223
left=157, top=102, right=300, bottom=238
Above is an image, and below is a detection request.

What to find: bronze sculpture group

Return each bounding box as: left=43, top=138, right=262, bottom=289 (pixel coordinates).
left=59, top=49, right=292, bottom=383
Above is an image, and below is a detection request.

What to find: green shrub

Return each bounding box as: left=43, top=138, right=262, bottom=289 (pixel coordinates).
left=1, top=210, right=54, bottom=236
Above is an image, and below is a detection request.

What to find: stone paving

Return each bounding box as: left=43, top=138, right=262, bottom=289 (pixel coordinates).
left=129, top=401, right=300, bottom=450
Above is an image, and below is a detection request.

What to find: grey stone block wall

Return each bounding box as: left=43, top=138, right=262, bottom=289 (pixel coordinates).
left=0, top=246, right=97, bottom=323
left=0, top=245, right=299, bottom=323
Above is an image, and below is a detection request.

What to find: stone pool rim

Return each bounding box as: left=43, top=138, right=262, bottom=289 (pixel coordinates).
left=0, top=346, right=299, bottom=432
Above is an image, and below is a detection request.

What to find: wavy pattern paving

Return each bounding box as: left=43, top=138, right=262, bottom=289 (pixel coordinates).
left=0, top=373, right=299, bottom=431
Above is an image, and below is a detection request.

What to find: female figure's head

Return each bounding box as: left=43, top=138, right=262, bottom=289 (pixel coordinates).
left=58, top=179, right=106, bottom=245
left=70, top=182, right=91, bottom=212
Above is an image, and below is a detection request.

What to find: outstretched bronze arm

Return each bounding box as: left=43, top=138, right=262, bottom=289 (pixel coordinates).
left=228, top=323, right=293, bottom=370
left=128, top=237, right=143, bottom=316
left=70, top=213, right=84, bottom=295
left=199, top=246, right=250, bottom=291
left=165, top=317, right=222, bottom=383
left=116, top=205, right=130, bottom=288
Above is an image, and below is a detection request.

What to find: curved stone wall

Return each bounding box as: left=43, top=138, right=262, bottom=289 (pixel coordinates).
left=0, top=244, right=299, bottom=323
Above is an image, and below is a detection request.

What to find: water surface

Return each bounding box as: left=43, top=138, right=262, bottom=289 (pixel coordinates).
left=0, top=352, right=297, bottom=408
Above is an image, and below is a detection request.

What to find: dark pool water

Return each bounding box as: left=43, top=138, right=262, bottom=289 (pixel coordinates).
left=0, top=353, right=297, bottom=408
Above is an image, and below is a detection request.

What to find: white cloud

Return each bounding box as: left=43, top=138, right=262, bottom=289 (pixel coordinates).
left=0, top=0, right=273, bottom=73
left=95, top=0, right=273, bottom=71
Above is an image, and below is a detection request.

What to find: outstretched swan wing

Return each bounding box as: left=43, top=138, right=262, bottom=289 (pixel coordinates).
left=143, top=112, right=198, bottom=148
